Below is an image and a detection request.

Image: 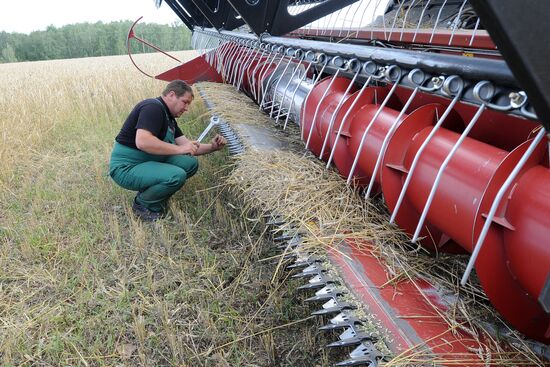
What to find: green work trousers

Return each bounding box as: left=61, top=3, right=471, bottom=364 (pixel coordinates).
left=109, top=142, right=199, bottom=213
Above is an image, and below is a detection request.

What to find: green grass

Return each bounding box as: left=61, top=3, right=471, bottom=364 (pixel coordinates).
left=0, top=55, right=334, bottom=366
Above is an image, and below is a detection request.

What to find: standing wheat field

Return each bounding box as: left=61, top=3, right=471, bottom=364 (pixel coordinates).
left=0, top=53, right=329, bottom=366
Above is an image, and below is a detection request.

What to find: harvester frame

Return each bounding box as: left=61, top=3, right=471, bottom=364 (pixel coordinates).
left=131, top=0, right=550, bottom=365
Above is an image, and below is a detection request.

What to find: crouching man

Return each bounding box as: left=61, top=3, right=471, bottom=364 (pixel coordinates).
left=109, top=80, right=226, bottom=221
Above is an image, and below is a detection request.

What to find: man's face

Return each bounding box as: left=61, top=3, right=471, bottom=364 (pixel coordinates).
left=166, top=91, right=193, bottom=118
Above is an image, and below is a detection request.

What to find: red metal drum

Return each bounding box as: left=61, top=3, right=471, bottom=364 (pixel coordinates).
left=328, top=88, right=384, bottom=186
left=381, top=104, right=464, bottom=252
left=344, top=104, right=404, bottom=196
left=301, top=76, right=355, bottom=161
left=381, top=104, right=550, bottom=341
left=398, top=127, right=507, bottom=250
left=473, top=138, right=550, bottom=343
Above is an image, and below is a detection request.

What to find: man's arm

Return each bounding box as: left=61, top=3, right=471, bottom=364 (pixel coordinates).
left=175, top=134, right=226, bottom=156
left=136, top=129, right=198, bottom=155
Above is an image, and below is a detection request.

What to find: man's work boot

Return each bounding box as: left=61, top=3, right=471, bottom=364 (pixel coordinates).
left=132, top=197, right=163, bottom=222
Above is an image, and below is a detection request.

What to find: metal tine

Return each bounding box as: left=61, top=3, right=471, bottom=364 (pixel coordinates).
left=205, top=37, right=218, bottom=66
left=222, top=37, right=238, bottom=81
left=277, top=240, right=300, bottom=251
left=298, top=273, right=334, bottom=290
left=267, top=219, right=285, bottom=226
left=273, top=234, right=295, bottom=242
left=377, top=0, right=388, bottom=40
left=347, top=65, right=403, bottom=185
left=327, top=328, right=376, bottom=348
left=412, top=102, right=486, bottom=243
left=283, top=56, right=315, bottom=130
left=286, top=234, right=302, bottom=247
left=412, top=0, right=433, bottom=43
left=311, top=300, right=354, bottom=316
left=268, top=51, right=297, bottom=118
left=234, top=40, right=253, bottom=89
left=341, top=1, right=359, bottom=38
left=331, top=8, right=343, bottom=37
left=315, top=6, right=322, bottom=37
left=217, top=40, right=232, bottom=78
left=327, top=71, right=375, bottom=168
left=399, top=0, right=419, bottom=42
left=306, top=285, right=343, bottom=301
left=199, top=35, right=208, bottom=60
left=276, top=236, right=301, bottom=250
left=325, top=8, right=337, bottom=37
left=249, top=44, right=268, bottom=100
left=319, top=311, right=362, bottom=331
left=387, top=0, right=407, bottom=41
left=331, top=5, right=349, bottom=37
left=215, top=40, right=225, bottom=78
left=199, top=33, right=208, bottom=56
left=212, top=39, right=224, bottom=73
left=248, top=45, right=268, bottom=101
left=319, top=8, right=330, bottom=37
left=203, top=35, right=214, bottom=63
left=200, top=36, right=210, bottom=63
left=354, top=0, right=374, bottom=39
left=364, top=69, right=427, bottom=198
left=237, top=41, right=261, bottom=91
left=233, top=40, right=251, bottom=87
left=191, top=32, right=199, bottom=55
left=217, top=38, right=232, bottom=76
left=224, top=39, right=241, bottom=85
left=429, top=0, right=448, bottom=44
left=344, top=0, right=358, bottom=38
left=469, top=17, right=481, bottom=47
left=335, top=342, right=380, bottom=367
left=233, top=41, right=254, bottom=87
left=292, top=263, right=325, bottom=278
left=275, top=52, right=306, bottom=124
left=319, top=59, right=361, bottom=159
left=390, top=76, right=464, bottom=224
left=230, top=40, right=249, bottom=86
left=256, top=46, right=282, bottom=104
left=212, top=39, right=225, bottom=73
left=462, top=128, right=547, bottom=285
left=449, top=0, right=468, bottom=46
left=301, top=55, right=329, bottom=140
left=260, top=46, right=286, bottom=103
left=255, top=46, right=281, bottom=105
left=268, top=48, right=297, bottom=117
left=305, top=56, right=346, bottom=150
left=310, top=283, right=341, bottom=297
left=287, top=256, right=321, bottom=269
left=222, top=39, right=240, bottom=83
left=344, top=1, right=357, bottom=38
left=330, top=8, right=341, bottom=38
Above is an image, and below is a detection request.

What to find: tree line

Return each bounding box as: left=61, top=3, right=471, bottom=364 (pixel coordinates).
left=0, top=21, right=192, bottom=63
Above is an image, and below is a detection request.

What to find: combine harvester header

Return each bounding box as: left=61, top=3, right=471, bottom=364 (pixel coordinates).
left=130, top=1, right=550, bottom=365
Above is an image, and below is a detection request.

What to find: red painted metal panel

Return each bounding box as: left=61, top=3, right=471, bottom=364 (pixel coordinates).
left=155, top=55, right=223, bottom=84
left=329, top=241, right=491, bottom=366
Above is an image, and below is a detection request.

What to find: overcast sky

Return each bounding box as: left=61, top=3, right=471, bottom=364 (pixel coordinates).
left=0, top=0, right=181, bottom=34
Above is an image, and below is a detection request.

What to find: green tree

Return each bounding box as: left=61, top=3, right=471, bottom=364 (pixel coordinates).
left=0, top=21, right=191, bottom=63
left=0, top=43, right=18, bottom=63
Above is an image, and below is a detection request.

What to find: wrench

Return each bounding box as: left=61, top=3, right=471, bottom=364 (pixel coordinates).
left=197, top=115, right=221, bottom=143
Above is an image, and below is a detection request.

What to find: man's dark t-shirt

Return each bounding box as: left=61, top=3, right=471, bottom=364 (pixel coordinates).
left=116, top=97, right=184, bottom=149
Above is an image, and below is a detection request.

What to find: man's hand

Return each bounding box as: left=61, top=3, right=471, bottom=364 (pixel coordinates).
left=210, top=134, right=227, bottom=151
left=179, top=140, right=200, bottom=155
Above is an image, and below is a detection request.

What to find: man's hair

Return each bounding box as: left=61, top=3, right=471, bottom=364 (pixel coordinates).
left=162, top=80, right=194, bottom=98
